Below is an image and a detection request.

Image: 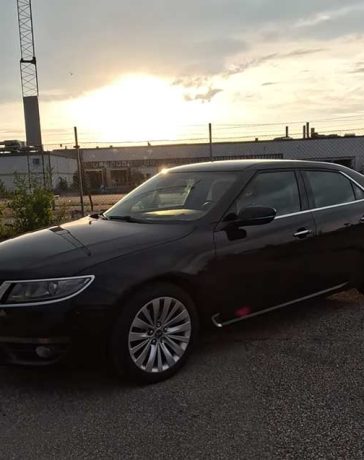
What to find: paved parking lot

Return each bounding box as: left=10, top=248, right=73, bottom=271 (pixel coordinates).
left=1, top=290, right=363, bottom=459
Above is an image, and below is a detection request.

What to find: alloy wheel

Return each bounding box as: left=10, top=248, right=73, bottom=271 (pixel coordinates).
left=128, top=296, right=191, bottom=373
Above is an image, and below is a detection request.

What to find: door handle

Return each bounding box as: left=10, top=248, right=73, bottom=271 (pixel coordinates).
left=360, top=216, right=364, bottom=223
left=293, top=229, right=312, bottom=238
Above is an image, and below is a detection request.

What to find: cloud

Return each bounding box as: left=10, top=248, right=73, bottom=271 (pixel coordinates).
left=224, top=54, right=278, bottom=77
left=289, top=3, right=364, bottom=41
left=173, top=75, right=222, bottom=104
left=295, top=4, right=364, bottom=28
left=223, top=48, right=325, bottom=77
left=295, top=13, right=332, bottom=28
left=172, top=76, right=210, bottom=88
left=3, top=0, right=364, bottom=144
left=348, top=60, right=364, bottom=74
left=283, top=48, right=326, bottom=57
left=1, top=0, right=362, bottom=99
left=184, top=88, right=223, bottom=103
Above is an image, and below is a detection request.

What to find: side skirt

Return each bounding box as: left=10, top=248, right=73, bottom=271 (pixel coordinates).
left=211, top=282, right=349, bottom=328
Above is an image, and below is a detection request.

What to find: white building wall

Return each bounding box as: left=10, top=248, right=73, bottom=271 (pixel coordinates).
left=0, top=154, right=77, bottom=191
left=0, top=155, right=40, bottom=191
left=50, top=154, right=77, bottom=189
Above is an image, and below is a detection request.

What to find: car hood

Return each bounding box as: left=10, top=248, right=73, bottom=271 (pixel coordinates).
left=0, top=217, right=194, bottom=278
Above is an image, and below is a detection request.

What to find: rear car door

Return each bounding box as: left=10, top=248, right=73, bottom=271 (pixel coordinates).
left=301, top=168, right=364, bottom=289
left=213, top=169, right=317, bottom=321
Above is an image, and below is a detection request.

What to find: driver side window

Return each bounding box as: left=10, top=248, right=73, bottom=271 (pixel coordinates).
left=233, top=170, right=301, bottom=217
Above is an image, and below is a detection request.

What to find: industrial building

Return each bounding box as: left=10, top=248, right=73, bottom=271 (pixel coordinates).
left=1, top=134, right=363, bottom=193
left=53, top=134, right=364, bottom=192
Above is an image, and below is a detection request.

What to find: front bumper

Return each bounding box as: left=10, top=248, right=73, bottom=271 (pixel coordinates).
left=0, top=301, right=112, bottom=365
left=0, top=336, right=71, bottom=365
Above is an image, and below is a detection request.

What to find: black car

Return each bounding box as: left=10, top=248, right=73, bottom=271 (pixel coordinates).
left=1, top=159, right=364, bottom=383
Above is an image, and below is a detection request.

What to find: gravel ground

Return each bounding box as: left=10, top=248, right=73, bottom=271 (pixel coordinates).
left=56, top=194, right=123, bottom=205
left=0, top=290, right=363, bottom=460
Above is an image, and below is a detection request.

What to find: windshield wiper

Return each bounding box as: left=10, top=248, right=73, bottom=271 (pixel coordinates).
left=89, top=212, right=109, bottom=220
left=107, top=215, right=144, bottom=223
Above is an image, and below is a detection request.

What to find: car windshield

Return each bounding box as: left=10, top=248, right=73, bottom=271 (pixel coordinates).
left=104, top=170, right=238, bottom=222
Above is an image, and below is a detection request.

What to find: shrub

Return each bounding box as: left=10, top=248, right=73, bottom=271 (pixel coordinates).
left=0, top=205, right=5, bottom=240
left=53, top=201, right=68, bottom=225
left=0, top=205, right=15, bottom=241
left=0, top=180, right=9, bottom=198
left=9, top=175, right=54, bottom=234
left=56, top=177, right=69, bottom=193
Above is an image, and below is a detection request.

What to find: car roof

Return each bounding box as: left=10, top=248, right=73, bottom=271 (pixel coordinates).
left=168, top=159, right=341, bottom=173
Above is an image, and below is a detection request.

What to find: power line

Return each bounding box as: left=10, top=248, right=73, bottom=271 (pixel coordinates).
left=43, top=127, right=364, bottom=150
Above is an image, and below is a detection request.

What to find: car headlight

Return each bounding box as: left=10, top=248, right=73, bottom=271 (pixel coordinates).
left=0, top=275, right=95, bottom=305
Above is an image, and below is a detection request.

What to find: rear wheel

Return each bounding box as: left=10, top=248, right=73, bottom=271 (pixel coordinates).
left=110, top=282, right=198, bottom=383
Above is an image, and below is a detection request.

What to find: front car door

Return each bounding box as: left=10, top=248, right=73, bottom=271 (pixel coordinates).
left=213, top=168, right=317, bottom=323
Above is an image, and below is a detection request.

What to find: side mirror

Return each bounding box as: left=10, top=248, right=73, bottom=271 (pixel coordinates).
left=236, top=206, right=276, bottom=226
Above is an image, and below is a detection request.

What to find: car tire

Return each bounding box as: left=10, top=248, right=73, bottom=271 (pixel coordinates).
left=110, top=282, right=199, bottom=384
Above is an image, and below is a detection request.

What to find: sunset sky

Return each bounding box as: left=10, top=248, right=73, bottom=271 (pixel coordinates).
left=1, top=1, right=364, bottom=147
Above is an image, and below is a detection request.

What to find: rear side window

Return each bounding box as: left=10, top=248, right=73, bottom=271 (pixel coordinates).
left=305, top=171, right=355, bottom=208
left=353, top=183, right=364, bottom=200
left=235, top=171, right=301, bottom=217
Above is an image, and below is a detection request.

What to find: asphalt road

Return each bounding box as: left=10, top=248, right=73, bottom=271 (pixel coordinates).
left=1, top=290, right=363, bottom=460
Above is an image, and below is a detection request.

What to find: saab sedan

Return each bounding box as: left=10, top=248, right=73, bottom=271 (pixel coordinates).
left=1, top=159, right=364, bottom=383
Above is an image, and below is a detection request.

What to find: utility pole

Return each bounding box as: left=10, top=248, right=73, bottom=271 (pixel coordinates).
left=74, top=126, right=85, bottom=217
left=209, top=123, right=213, bottom=161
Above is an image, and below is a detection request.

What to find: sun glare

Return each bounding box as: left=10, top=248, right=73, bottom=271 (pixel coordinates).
left=67, top=75, right=193, bottom=143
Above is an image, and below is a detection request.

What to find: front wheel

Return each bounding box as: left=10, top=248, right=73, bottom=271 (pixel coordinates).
left=110, top=283, right=198, bottom=383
